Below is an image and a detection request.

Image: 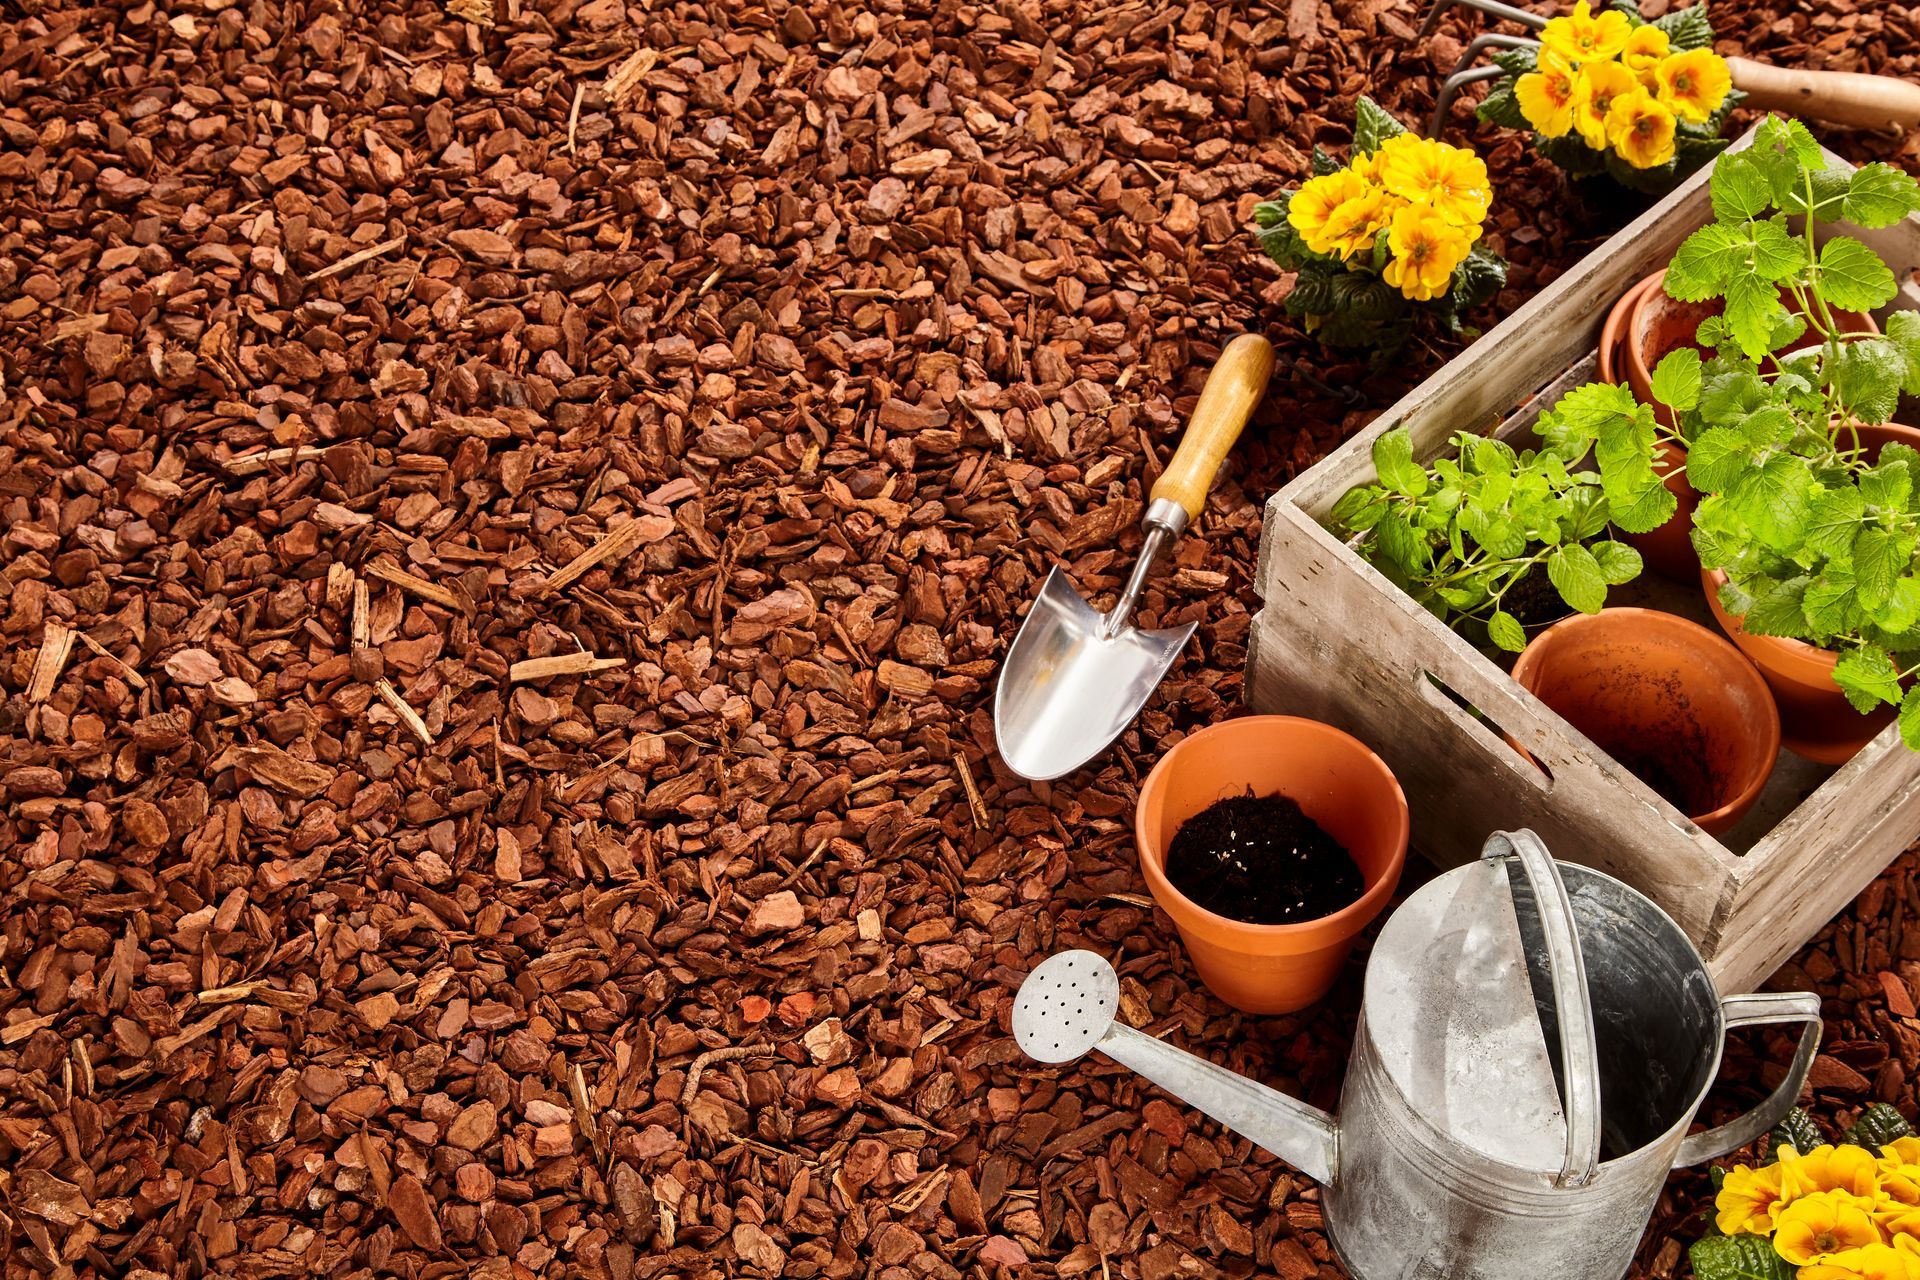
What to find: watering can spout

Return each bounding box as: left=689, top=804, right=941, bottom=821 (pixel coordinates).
left=1010, top=951, right=1339, bottom=1184
left=1099, top=1023, right=1340, bottom=1183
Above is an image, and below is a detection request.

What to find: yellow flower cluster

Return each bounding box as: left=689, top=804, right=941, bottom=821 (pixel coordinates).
left=1716, top=1141, right=1920, bottom=1279
left=1514, top=0, right=1732, bottom=169
left=1286, top=135, right=1492, bottom=303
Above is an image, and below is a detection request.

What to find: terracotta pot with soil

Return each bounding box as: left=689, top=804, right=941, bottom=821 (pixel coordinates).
left=1600, top=272, right=1880, bottom=583
left=1511, top=609, right=1780, bottom=836
left=1135, top=716, right=1408, bottom=1014
left=1700, top=421, right=1920, bottom=764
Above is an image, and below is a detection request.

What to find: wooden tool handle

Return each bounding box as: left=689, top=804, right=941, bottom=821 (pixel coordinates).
left=1152, top=334, right=1276, bottom=522
left=1727, top=57, right=1920, bottom=131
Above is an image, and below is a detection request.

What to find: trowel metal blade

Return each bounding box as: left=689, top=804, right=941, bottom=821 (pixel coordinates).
left=994, top=566, right=1196, bottom=781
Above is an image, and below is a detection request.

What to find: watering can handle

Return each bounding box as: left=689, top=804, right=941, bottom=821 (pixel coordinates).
left=1672, top=991, right=1823, bottom=1168
left=1482, top=830, right=1604, bottom=1189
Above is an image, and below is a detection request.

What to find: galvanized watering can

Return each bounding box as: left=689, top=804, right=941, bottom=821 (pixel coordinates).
left=1013, top=830, right=1821, bottom=1280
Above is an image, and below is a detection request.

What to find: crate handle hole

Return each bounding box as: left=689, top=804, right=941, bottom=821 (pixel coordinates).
left=1418, top=671, right=1555, bottom=792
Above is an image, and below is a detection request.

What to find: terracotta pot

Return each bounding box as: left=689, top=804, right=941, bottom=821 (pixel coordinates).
left=1602, top=273, right=1880, bottom=584
left=1135, top=716, right=1408, bottom=1015
left=1622, top=269, right=1879, bottom=410
left=1698, top=423, right=1920, bottom=762
left=1511, top=610, right=1779, bottom=836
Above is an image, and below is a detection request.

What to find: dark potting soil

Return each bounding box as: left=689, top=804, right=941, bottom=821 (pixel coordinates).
left=1164, top=793, right=1365, bottom=925
left=1604, top=740, right=1721, bottom=817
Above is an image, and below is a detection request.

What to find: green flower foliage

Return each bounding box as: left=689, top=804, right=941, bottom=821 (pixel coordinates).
left=1329, top=381, right=1660, bottom=650
left=1687, top=1234, right=1795, bottom=1280
left=1671, top=118, right=1920, bottom=747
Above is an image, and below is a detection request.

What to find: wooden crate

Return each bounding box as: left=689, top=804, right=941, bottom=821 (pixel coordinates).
left=1248, top=126, right=1920, bottom=993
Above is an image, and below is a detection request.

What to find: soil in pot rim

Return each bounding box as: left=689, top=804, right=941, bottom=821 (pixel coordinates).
left=1163, top=792, right=1365, bottom=926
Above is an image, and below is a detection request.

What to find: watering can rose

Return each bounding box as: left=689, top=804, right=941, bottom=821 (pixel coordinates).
left=1480, top=0, right=1738, bottom=193
left=1254, top=97, right=1504, bottom=359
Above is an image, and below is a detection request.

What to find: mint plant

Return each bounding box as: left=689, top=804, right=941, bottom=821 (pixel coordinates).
left=1657, top=117, right=1920, bottom=745
left=1330, top=381, right=1669, bottom=651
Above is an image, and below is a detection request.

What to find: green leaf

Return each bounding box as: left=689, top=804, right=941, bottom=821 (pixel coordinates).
left=1687, top=1233, right=1796, bottom=1280
left=1766, top=1108, right=1823, bottom=1163
left=1862, top=458, right=1913, bottom=512
left=1665, top=224, right=1746, bottom=301
left=1352, top=95, right=1408, bottom=157
left=1547, top=543, right=1607, bottom=614
left=1818, top=235, right=1900, bottom=313
left=1730, top=453, right=1814, bottom=552
left=1834, top=644, right=1904, bottom=713
left=1886, top=311, right=1920, bottom=396
left=1805, top=569, right=1863, bottom=638
left=1286, top=262, right=1338, bottom=315
left=1902, top=684, right=1920, bottom=750
left=1310, top=144, right=1343, bottom=178
left=1806, top=487, right=1867, bottom=560
left=1686, top=426, right=1753, bottom=493
left=1874, top=576, right=1920, bottom=634
left=1724, top=274, right=1789, bottom=364
left=1650, top=348, right=1703, bottom=412
left=1760, top=114, right=1826, bottom=170
left=1447, top=246, right=1507, bottom=315
left=1744, top=577, right=1811, bottom=638
left=1329, top=486, right=1382, bottom=532
left=1832, top=339, right=1906, bottom=426
left=1371, top=429, right=1428, bottom=498
left=1374, top=510, right=1426, bottom=573
left=1590, top=540, right=1643, bottom=586
left=1857, top=526, right=1918, bottom=611
left=1844, top=163, right=1920, bottom=229
left=1487, top=610, right=1526, bottom=653
left=1779, top=165, right=1853, bottom=222
left=1653, top=0, right=1715, bottom=50
left=1709, top=150, right=1773, bottom=224
left=1475, top=82, right=1530, bottom=132
left=1844, top=1102, right=1916, bottom=1150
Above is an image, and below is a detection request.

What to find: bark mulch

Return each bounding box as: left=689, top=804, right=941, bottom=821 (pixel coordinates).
left=4, top=0, right=1920, bottom=1276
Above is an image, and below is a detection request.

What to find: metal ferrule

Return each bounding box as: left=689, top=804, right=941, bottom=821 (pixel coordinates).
left=1101, top=499, right=1190, bottom=641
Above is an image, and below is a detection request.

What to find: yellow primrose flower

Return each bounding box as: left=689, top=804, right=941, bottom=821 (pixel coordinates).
left=1802, top=1243, right=1920, bottom=1280
left=1383, top=203, right=1477, bottom=302
left=1774, top=1191, right=1885, bottom=1266
left=1783, top=1146, right=1886, bottom=1200
left=1316, top=189, right=1394, bottom=260
left=1875, top=1161, right=1920, bottom=1209
left=1350, top=149, right=1385, bottom=184
left=1717, top=1161, right=1793, bottom=1236
left=1288, top=169, right=1373, bottom=255
left=1621, top=24, right=1670, bottom=84
left=1375, top=134, right=1491, bottom=228
left=1606, top=88, right=1678, bottom=169
left=1655, top=48, right=1734, bottom=124
left=1540, top=0, right=1633, bottom=64
left=1516, top=50, right=1580, bottom=138
left=1883, top=1139, right=1920, bottom=1166
left=1574, top=60, right=1641, bottom=151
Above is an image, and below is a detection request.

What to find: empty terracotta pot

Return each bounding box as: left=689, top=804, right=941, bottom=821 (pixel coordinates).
left=1700, top=421, right=1920, bottom=764
left=1135, top=716, right=1408, bottom=1014
left=1511, top=610, right=1779, bottom=836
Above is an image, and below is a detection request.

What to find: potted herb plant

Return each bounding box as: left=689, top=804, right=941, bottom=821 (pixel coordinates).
left=1253, top=97, right=1506, bottom=363
left=1643, top=117, right=1920, bottom=759
left=1329, top=379, right=1671, bottom=653
left=1477, top=1, right=1738, bottom=202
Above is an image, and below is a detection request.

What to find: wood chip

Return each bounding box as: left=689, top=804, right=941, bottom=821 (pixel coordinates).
left=26, top=623, right=73, bottom=703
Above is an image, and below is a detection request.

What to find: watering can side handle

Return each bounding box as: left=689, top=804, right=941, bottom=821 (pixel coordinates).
left=1673, top=991, right=1823, bottom=1169
left=1097, top=1023, right=1338, bottom=1185
left=1482, top=830, right=1604, bottom=1189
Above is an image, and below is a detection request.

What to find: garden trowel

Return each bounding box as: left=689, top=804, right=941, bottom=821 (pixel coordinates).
left=994, top=334, right=1276, bottom=781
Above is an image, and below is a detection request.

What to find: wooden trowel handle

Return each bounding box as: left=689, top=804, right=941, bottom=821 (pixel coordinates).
left=1152, top=333, right=1276, bottom=523
left=1728, top=57, right=1920, bottom=131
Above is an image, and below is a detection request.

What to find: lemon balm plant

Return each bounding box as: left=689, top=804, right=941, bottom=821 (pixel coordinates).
left=1691, top=1105, right=1920, bottom=1280
left=1329, top=380, right=1671, bottom=651
left=1253, top=97, right=1505, bottom=359
left=1478, top=1, right=1738, bottom=194
left=1660, top=117, right=1920, bottom=746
